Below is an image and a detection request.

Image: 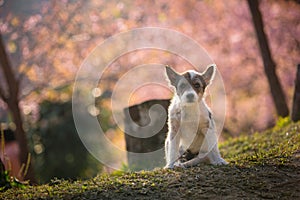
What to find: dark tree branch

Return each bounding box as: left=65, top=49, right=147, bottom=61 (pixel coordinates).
left=0, top=33, right=19, bottom=101
left=292, top=64, right=300, bottom=122
left=0, top=85, right=8, bottom=102
left=247, top=0, right=289, bottom=117
left=0, top=33, right=36, bottom=183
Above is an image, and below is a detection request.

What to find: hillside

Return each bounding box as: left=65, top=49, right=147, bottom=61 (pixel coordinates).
left=1, top=121, right=300, bottom=200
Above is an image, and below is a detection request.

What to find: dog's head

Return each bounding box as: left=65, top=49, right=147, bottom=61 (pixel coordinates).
left=165, top=65, right=215, bottom=104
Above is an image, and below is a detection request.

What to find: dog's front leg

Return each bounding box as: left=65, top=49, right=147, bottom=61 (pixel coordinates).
left=205, top=127, right=228, bottom=165
left=207, top=144, right=228, bottom=165
left=165, top=131, right=180, bottom=169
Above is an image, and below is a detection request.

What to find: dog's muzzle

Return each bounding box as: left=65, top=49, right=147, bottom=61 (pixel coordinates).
left=183, top=92, right=198, bottom=103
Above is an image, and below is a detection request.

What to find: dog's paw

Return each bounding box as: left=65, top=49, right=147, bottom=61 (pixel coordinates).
left=211, top=158, right=228, bottom=165
left=219, top=158, right=228, bottom=165
left=174, top=162, right=186, bottom=169
left=164, top=164, right=174, bottom=169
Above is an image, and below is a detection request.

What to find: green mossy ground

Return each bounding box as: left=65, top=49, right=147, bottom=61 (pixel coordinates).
left=1, top=121, right=300, bottom=199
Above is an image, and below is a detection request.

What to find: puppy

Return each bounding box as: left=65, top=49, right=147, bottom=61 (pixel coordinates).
left=164, top=65, right=227, bottom=168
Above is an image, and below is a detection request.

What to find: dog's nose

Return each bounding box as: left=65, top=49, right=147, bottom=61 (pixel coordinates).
left=186, top=93, right=195, bottom=101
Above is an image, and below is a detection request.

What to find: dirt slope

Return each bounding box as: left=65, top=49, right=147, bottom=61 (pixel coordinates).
left=1, top=122, right=300, bottom=200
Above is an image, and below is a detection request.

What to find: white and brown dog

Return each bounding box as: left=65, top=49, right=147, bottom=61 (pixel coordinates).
left=164, top=65, right=227, bottom=169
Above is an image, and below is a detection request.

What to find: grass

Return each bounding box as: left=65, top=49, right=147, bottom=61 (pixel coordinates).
left=1, top=121, right=300, bottom=199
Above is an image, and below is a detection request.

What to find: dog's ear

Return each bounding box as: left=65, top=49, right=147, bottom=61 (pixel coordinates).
left=202, top=64, right=216, bottom=85
left=165, top=65, right=180, bottom=86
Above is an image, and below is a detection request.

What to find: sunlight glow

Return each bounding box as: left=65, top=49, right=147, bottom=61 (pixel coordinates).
left=92, top=88, right=102, bottom=98
left=88, top=105, right=100, bottom=116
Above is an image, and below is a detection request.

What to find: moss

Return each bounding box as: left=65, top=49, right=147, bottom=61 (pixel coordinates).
left=1, top=122, right=300, bottom=200
left=220, top=121, right=300, bottom=166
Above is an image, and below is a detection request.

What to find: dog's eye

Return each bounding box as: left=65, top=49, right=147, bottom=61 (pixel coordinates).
left=194, top=83, right=201, bottom=88
left=179, top=83, right=187, bottom=90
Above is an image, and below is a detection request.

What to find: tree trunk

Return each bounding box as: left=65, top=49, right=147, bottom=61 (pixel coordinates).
left=0, top=158, right=4, bottom=174
left=247, top=0, right=289, bottom=117
left=0, top=34, right=36, bottom=183
left=124, top=99, right=170, bottom=170
left=0, top=158, right=6, bottom=187
left=292, top=64, right=300, bottom=122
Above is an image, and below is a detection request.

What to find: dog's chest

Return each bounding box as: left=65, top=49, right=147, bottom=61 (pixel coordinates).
left=178, top=102, right=210, bottom=129
left=174, top=103, right=210, bottom=153
left=180, top=115, right=208, bottom=153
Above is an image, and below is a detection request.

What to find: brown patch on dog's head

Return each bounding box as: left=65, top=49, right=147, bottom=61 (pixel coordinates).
left=182, top=72, right=207, bottom=94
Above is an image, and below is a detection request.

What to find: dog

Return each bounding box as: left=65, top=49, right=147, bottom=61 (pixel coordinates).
left=164, top=65, right=227, bottom=168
